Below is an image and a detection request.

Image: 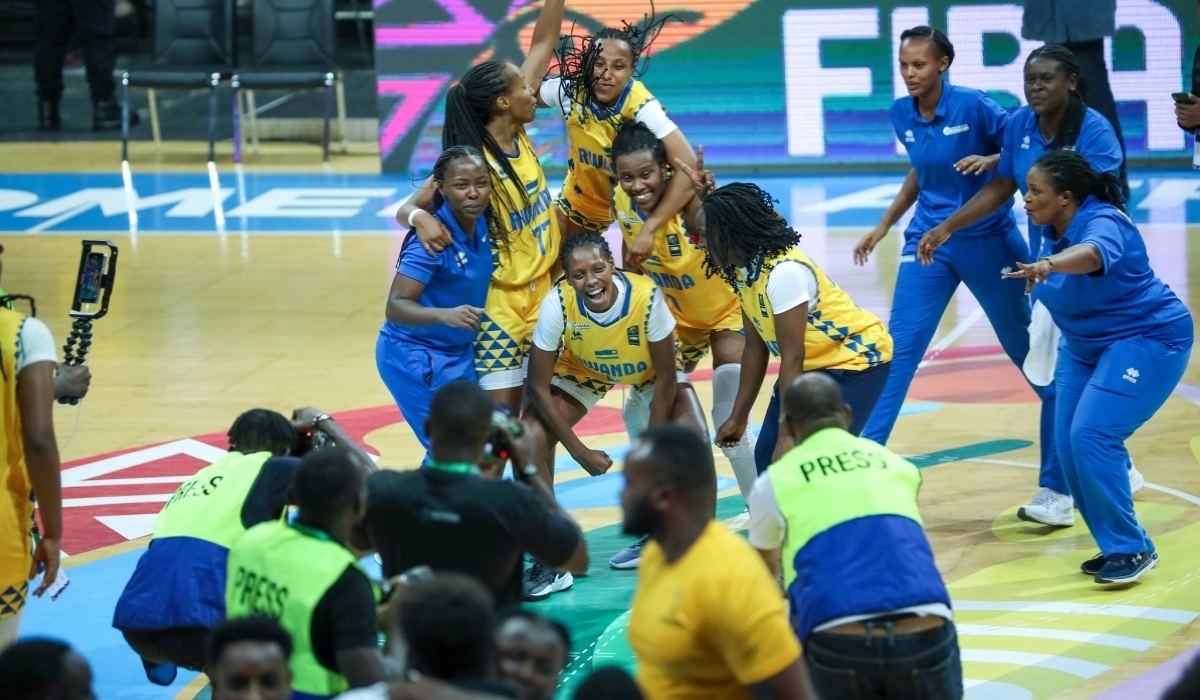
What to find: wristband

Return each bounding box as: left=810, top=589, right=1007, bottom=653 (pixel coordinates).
left=407, top=209, right=426, bottom=227
left=1038, top=256, right=1055, bottom=270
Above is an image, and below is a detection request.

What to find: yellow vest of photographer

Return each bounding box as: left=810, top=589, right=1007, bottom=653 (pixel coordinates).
left=226, top=520, right=378, bottom=697
left=153, top=451, right=273, bottom=549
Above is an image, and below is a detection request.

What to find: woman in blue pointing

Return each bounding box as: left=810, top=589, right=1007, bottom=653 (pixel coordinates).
left=912, top=43, right=1134, bottom=527
left=376, top=146, right=499, bottom=450
left=853, top=25, right=1035, bottom=465
left=1005, top=150, right=1191, bottom=585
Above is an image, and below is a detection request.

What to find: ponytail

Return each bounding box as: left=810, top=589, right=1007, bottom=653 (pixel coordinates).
left=1033, top=150, right=1126, bottom=212
left=442, top=62, right=529, bottom=247
left=1026, top=44, right=1088, bottom=151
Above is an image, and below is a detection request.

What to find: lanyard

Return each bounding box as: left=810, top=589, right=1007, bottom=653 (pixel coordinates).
left=424, top=460, right=481, bottom=476
left=289, top=521, right=337, bottom=544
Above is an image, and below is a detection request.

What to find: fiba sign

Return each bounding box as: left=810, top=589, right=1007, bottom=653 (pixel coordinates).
left=783, top=0, right=1186, bottom=157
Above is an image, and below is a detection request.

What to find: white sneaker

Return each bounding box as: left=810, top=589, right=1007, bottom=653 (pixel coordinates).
left=1017, top=488, right=1075, bottom=527
left=1128, top=462, right=1145, bottom=495
left=726, top=509, right=751, bottom=532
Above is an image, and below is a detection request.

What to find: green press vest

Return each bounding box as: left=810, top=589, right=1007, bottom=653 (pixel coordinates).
left=769, top=428, right=924, bottom=587
left=225, top=520, right=375, bottom=697
left=153, top=451, right=272, bottom=548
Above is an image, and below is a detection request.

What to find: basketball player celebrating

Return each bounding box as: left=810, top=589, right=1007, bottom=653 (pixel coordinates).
left=395, top=0, right=564, bottom=413
left=522, top=234, right=707, bottom=594
left=610, top=121, right=758, bottom=501
left=541, top=9, right=698, bottom=266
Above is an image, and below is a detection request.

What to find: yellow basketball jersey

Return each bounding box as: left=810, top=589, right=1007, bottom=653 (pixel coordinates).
left=737, top=250, right=892, bottom=371
left=614, top=187, right=740, bottom=331
left=562, top=80, right=660, bottom=226
left=0, top=309, right=33, bottom=594
left=557, top=271, right=661, bottom=389
left=487, top=128, right=560, bottom=287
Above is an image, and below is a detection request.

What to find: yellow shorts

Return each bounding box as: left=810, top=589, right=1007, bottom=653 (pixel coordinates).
left=474, top=273, right=553, bottom=389
left=674, top=307, right=744, bottom=368
left=554, top=192, right=612, bottom=234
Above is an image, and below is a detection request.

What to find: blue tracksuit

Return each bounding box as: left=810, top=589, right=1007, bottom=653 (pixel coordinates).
left=1037, top=196, right=1192, bottom=555
left=864, top=84, right=1034, bottom=455
left=996, top=104, right=1124, bottom=494
left=376, top=200, right=494, bottom=448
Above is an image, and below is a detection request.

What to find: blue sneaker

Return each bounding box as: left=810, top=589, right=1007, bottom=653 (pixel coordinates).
left=609, top=536, right=649, bottom=570
left=1080, top=553, right=1106, bottom=576
left=1094, top=551, right=1158, bottom=586
left=142, top=658, right=178, bottom=686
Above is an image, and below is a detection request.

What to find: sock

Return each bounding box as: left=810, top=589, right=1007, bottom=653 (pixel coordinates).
left=712, top=364, right=759, bottom=501
left=622, top=388, right=651, bottom=441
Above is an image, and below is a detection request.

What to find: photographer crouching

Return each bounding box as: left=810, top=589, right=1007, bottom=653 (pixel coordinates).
left=362, top=380, right=589, bottom=611
left=112, top=406, right=374, bottom=686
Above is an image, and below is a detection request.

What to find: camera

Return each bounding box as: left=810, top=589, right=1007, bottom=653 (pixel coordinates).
left=487, top=405, right=523, bottom=462
left=293, top=426, right=330, bottom=457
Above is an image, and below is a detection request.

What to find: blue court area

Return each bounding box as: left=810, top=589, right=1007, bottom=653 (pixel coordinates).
left=1, top=169, right=1198, bottom=233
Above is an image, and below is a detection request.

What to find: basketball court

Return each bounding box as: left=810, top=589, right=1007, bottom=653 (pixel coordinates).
left=3, top=143, right=1199, bottom=699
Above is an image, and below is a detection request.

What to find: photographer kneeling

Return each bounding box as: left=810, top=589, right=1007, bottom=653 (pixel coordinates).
left=113, top=406, right=373, bottom=686
left=362, top=380, right=589, bottom=611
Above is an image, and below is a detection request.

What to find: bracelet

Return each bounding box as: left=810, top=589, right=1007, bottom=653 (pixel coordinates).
left=406, top=209, right=426, bottom=227
left=1038, top=256, right=1055, bottom=270
left=311, top=413, right=332, bottom=429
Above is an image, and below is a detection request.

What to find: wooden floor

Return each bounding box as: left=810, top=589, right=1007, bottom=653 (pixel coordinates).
left=6, top=144, right=1200, bottom=699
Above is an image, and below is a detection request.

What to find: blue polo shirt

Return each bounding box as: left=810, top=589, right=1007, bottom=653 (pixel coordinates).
left=379, top=201, right=494, bottom=351
left=998, top=106, right=1123, bottom=256
left=891, top=83, right=1015, bottom=242
left=1039, top=196, right=1192, bottom=363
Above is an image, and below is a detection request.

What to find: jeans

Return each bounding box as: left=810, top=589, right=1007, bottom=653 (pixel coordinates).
left=805, top=619, right=963, bottom=700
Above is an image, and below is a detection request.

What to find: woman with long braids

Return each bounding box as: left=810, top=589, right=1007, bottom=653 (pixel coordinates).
left=522, top=233, right=707, bottom=590
left=540, top=7, right=698, bottom=266
left=395, top=0, right=564, bottom=412
left=854, top=27, right=1038, bottom=476
left=676, top=161, right=893, bottom=473
left=1004, top=150, right=1192, bottom=585
left=609, top=121, right=759, bottom=504
left=377, top=147, right=498, bottom=451
left=915, top=44, right=1130, bottom=528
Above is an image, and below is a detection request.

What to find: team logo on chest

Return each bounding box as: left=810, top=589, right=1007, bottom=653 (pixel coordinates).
left=627, top=326, right=641, bottom=346
left=758, top=293, right=769, bottom=318
left=904, top=129, right=915, bottom=143
left=942, top=124, right=969, bottom=136
left=666, top=234, right=683, bottom=257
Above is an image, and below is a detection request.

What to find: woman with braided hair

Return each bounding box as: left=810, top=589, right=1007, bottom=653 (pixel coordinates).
left=915, top=43, right=1130, bottom=528
left=539, top=5, right=699, bottom=267
left=676, top=160, right=893, bottom=473
left=395, top=0, right=564, bottom=414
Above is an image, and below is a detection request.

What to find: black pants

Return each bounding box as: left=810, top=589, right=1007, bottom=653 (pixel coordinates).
left=1065, top=39, right=1129, bottom=196
left=122, top=627, right=210, bottom=671
left=34, top=0, right=117, bottom=103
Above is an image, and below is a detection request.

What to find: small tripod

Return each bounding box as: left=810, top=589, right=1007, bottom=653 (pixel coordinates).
left=55, top=240, right=118, bottom=406
left=58, top=319, right=94, bottom=406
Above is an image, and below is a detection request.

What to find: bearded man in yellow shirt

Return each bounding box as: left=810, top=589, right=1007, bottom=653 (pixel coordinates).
left=621, top=424, right=816, bottom=700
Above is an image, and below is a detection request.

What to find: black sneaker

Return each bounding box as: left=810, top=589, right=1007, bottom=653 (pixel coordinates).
left=1094, top=551, right=1158, bottom=586
left=608, top=535, right=649, bottom=569
left=38, top=101, right=60, bottom=131
left=523, top=562, right=573, bottom=601
left=1080, top=553, right=1106, bottom=576
left=94, top=98, right=138, bottom=131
